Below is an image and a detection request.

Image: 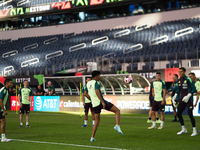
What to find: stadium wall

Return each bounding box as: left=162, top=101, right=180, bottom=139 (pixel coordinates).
left=1, top=7, right=200, bottom=40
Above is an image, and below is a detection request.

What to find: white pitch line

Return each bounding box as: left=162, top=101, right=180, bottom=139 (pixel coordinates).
left=11, top=139, right=127, bottom=150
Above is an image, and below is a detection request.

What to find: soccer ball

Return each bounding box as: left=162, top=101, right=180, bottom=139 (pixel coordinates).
left=124, top=76, right=132, bottom=84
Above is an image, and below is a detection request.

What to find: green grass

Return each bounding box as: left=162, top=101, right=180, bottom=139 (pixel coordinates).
left=1, top=111, right=200, bottom=150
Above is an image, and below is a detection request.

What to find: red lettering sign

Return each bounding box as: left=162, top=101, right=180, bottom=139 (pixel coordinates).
left=11, top=96, right=34, bottom=111
left=51, top=1, right=71, bottom=10
left=90, top=0, right=104, bottom=5
left=0, top=9, right=10, bottom=18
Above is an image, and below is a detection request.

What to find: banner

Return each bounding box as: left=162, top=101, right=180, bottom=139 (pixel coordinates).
left=11, top=96, right=34, bottom=111
left=34, top=96, right=60, bottom=112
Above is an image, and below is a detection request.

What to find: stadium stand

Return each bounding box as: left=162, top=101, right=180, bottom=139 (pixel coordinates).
left=0, top=17, right=200, bottom=76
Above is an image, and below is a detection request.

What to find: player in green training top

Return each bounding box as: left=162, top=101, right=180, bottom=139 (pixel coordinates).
left=189, top=72, right=200, bottom=107
left=18, top=80, right=32, bottom=128
left=84, top=71, right=123, bottom=142
left=148, top=72, right=166, bottom=130
left=82, top=77, right=95, bottom=127
left=0, top=79, right=13, bottom=142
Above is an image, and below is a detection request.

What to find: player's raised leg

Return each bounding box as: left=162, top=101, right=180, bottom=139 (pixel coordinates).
left=110, top=105, right=123, bottom=135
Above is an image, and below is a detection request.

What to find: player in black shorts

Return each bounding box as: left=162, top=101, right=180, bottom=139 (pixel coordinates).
left=147, top=76, right=160, bottom=123
left=84, top=71, right=123, bottom=142
left=0, top=79, right=13, bottom=142
left=82, top=77, right=95, bottom=127
left=167, top=74, right=179, bottom=122
left=18, top=80, right=32, bottom=128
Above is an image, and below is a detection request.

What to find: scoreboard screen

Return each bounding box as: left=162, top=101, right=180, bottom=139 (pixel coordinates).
left=0, top=0, right=124, bottom=19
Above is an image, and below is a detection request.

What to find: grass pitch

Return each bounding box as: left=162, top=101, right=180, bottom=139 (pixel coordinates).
left=1, top=111, right=200, bottom=150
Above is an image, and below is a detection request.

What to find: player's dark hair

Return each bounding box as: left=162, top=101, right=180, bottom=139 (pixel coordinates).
left=174, top=74, right=178, bottom=78
left=179, top=67, right=186, bottom=72
left=4, top=78, right=12, bottom=85
left=188, top=72, right=195, bottom=76
left=92, top=71, right=101, bottom=78
left=86, top=77, right=91, bottom=80
left=156, top=72, right=161, bottom=75
left=23, top=80, right=28, bottom=82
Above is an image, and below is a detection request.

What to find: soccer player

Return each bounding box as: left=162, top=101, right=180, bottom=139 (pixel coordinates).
left=172, top=67, right=197, bottom=136
left=18, top=80, right=32, bottom=128
left=0, top=79, right=13, bottom=142
left=147, top=76, right=161, bottom=123
left=84, top=71, right=123, bottom=142
left=167, top=74, right=179, bottom=122
left=148, top=72, right=166, bottom=129
left=82, top=77, right=95, bottom=127
left=188, top=72, right=200, bottom=108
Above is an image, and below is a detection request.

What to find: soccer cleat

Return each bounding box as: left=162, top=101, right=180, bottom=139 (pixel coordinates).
left=26, top=125, right=30, bottom=128
left=177, top=129, right=187, bottom=135
left=158, top=126, right=163, bottom=129
left=191, top=132, right=198, bottom=136
left=148, top=125, right=156, bottom=129
left=1, top=138, right=12, bottom=142
left=19, top=125, right=23, bottom=128
left=90, top=137, right=96, bottom=142
left=114, top=125, right=123, bottom=135
left=156, top=119, right=161, bottom=123
left=171, top=119, right=178, bottom=122
left=147, top=119, right=152, bottom=123
left=82, top=124, right=87, bottom=127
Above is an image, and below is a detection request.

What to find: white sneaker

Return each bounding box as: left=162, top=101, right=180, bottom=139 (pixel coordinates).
left=191, top=132, right=198, bottom=136
left=1, top=138, right=12, bottom=142
left=90, top=137, right=96, bottom=142
left=148, top=125, right=156, bottom=129
left=177, top=129, right=187, bottom=135
left=158, top=126, right=163, bottom=129
left=114, top=125, right=123, bottom=135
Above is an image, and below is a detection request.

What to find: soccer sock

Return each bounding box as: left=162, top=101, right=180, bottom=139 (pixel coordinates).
left=153, top=121, right=156, bottom=126
left=26, top=122, right=29, bottom=126
left=174, top=116, right=177, bottom=120
left=181, top=125, right=186, bottom=130
left=84, top=120, right=87, bottom=125
left=92, top=120, right=95, bottom=125
left=161, top=121, right=164, bottom=127
left=1, top=134, right=5, bottom=140
left=148, top=117, right=151, bottom=120
left=193, top=127, right=197, bottom=133
left=156, top=118, right=159, bottom=120
left=20, top=122, right=23, bottom=126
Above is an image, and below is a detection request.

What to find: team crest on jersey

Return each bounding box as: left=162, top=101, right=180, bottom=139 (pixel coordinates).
left=178, top=81, right=180, bottom=83
left=184, top=80, right=187, bottom=84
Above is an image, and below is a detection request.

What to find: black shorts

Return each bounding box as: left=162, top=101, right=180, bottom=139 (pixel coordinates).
left=178, top=100, right=193, bottom=111
left=149, top=98, right=154, bottom=107
left=93, top=101, right=114, bottom=114
left=152, top=101, right=165, bottom=112
left=0, top=111, right=5, bottom=119
left=20, top=104, right=30, bottom=114
left=84, top=103, right=93, bottom=113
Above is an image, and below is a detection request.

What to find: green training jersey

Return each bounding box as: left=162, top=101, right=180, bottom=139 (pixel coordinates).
left=152, top=80, right=166, bottom=102
left=18, top=87, right=32, bottom=104
left=195, top=79, right=200, bottom=96
left=86, top=80, right=103, bottom=107
left=0, top=87, right=8, bottom=112
left=81, top=85, right=91, bottom=103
